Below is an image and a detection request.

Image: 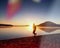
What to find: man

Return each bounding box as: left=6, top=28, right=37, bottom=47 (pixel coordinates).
left=33, top=24, right=37, bottom=36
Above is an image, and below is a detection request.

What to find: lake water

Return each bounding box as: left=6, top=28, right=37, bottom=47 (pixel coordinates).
left=0, top=27, right=60, bottom=40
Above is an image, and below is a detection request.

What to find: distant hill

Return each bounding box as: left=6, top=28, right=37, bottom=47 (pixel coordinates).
left=38, top=21, right=60, bottom=27
left=0, top=34, right=60, bottom=48
left=37, top=21, right=60, bottom=32
left=0, top=24, right=13, bottom=26
left=0, top=24, right=13, bottom=28
left=0, top=24, right=29, bottom=28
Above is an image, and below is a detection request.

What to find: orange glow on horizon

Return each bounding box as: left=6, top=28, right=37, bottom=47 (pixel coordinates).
left=27, top=23, right=33, bottom=31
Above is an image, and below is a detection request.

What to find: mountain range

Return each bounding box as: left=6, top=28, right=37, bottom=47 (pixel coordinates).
left=37, top=21, right=60, bottom=32
left=38, top=21, right=60, bottom=27
left=0, top=21, right=60, bottom=27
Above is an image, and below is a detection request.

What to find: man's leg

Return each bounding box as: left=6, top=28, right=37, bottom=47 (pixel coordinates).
left=33, top=30, right=36, bottom=36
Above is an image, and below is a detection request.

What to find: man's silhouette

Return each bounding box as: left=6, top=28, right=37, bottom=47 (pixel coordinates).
left=33, top=24, right=36, bottom=36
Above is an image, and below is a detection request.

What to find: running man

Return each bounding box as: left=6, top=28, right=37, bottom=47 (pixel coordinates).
left=33, top=24, right=37, bottom=36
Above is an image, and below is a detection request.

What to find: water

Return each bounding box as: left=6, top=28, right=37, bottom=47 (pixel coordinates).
left=0, top=27, right=60, bottom=40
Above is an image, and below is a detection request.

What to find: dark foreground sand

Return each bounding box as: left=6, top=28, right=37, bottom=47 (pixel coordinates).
left=0, top=34, right=60, bottom=48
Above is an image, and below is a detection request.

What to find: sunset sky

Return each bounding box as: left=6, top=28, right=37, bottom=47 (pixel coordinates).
left=0, top=0, right=60, bottom=25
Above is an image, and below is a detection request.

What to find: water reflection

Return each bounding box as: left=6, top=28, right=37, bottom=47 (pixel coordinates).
left=0, top=26, right=60, bottom=40
left=39, top=27, right=60, bottom=32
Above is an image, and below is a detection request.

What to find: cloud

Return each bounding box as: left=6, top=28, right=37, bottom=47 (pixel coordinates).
left=32, top=0, right=41, bottom=3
